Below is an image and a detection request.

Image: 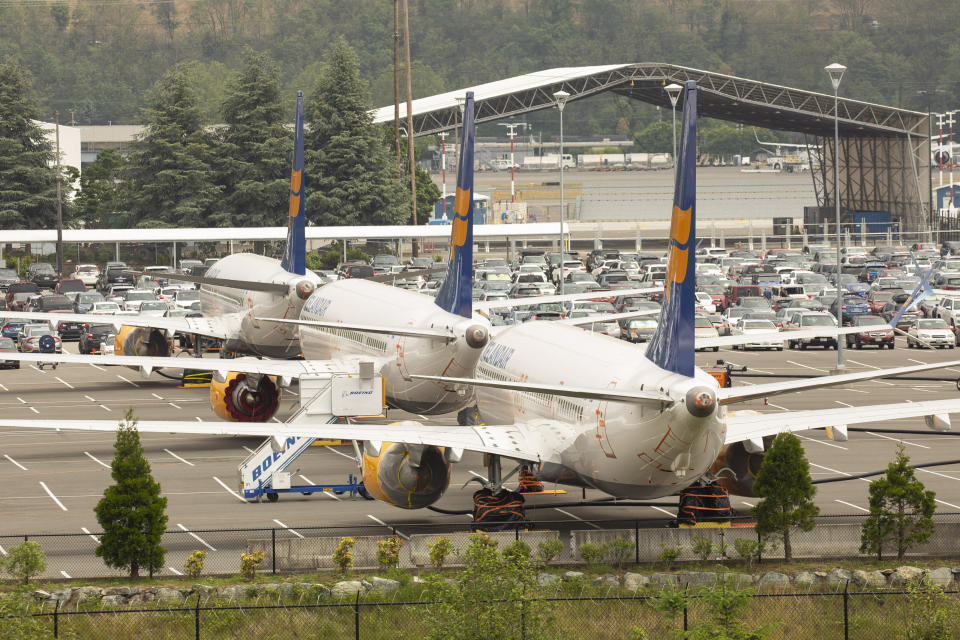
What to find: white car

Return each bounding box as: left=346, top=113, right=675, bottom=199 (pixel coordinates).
left=137, top=301, right=169, bottom=317
left=170, top=289, right=201, bottom=310
left=695, top=292, right=717, bottom=313
left=121, top=289, right=158, bottom=312
left=69, top=264, right=100, bottom=287
left=906, top=318, right=956, bottom=349
left=90, top=301, right=121, bottom=315
left=731, top=319, right=782, bottom=351
left=694, top=314, right=720, bottom=351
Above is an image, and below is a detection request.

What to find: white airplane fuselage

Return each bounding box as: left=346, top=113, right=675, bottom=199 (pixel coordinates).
left=200, top=254, right=321, bottom=359
left=474, top=322, right=725, bottom=499
left=299, top=279, right=487, bottom=415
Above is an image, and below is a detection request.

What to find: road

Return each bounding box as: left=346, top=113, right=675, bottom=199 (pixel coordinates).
left=1, top=337, right=959, bottom=577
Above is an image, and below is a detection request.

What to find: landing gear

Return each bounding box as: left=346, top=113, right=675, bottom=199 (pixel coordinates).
left=673, top=478, right=734, bottom=527
left=471, top=454, right=526, bottom=530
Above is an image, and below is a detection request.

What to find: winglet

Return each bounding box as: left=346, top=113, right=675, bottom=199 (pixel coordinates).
left=890, top=258, right=934, bottom=328
left=434, top=91, right=475, bottom=318
left=645, top=81, right=697, bottom=377
left=280, top=91, right=306, bottom=276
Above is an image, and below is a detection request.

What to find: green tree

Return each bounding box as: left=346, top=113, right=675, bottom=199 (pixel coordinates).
left=750, top=433, right=819, bottom=561
left=303, top=39, right=409, bottom=227
left=74, top=149, right=127, bottom=228
left=213, top=50, right=292, bottom=227
left=861, top=445, right=936, bottom=561
left=0, top=62, right=60, bottom=230
left=414, top=164, right=440, bottom=223
left=122, top=65, right=222, bottom=228
left=632, top=120, right=674, bottom=154
left=94, top=410, right=168, bottom=578
left=3, top=541, right=46, bottom=584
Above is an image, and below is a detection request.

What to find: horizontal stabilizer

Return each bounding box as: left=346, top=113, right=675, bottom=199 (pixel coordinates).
left=698, top=324, right=889, bottom=349
left=366, top=266, right=448, bottom=283
left=145, top=271, right=290, bottom=294
left=0, top=310, right=241, bottom=340
left=474, top=286, right=663, bottom=313
left=559, top=309, right=661, bottom=327
left=410, top=374, right=672, bottom=404
left=256, top=317, right=456, bottom=340
left=718, top=358, right=960, bottom=405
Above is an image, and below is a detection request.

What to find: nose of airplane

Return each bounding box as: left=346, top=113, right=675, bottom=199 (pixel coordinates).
left=684, top=385, right=717, bottom=418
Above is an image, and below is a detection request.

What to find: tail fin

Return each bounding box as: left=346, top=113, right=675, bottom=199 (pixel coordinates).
left=645, top=81, right=697, bottom=377
left=280, top=91, right=306, bottom=276
left=891, top=255, right=935, bottom=327
left=434, top=91, right=475, bottom=318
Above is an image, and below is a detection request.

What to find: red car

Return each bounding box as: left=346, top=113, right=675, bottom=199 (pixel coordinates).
left=866, top=290, right=898, bottom=314
left=845, top=315, right=894, bottom=349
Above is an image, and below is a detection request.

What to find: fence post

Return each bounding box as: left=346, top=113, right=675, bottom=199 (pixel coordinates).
left=756, top=529, right=762, bottom=563
left=53, top=600, right=59, bottom=638
left=271, top=528, right=277, bottom=575
left=843, top=580, right=849, bottom=640
left=682, top=584, right=688, bottom=633
left=354, top=591, right=361, bottom=640
left=634, top=521, right=639, bottom=565
left=195, top=593, right=201, bottom=640
left=515, top=524, right=519, bottom=542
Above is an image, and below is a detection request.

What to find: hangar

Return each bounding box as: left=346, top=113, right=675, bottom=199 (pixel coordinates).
left=373, top=63, right=932, bottom=234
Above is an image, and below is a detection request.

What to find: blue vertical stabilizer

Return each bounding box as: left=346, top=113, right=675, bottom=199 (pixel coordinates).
left=645, top=81, right=698, bottom=377
left=434, top=91, right=475, bottom=318
left=280, top=91, right=306, bottom=276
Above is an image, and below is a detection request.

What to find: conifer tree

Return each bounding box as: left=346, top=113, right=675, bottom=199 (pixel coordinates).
left=0, top=62, right=60, bottom=229
left=123, top=65, right=222, bottom=228
left=75, top=149, right=126, bottom=228
left=94, top=411, right=168, bottom=578
left=751, top=433, right=819, bottom=561
left=861, top=444, right=935, bottom=561
left=212, top=50, right=292, bottom=227
left=304, top=38, right=409, bottom=227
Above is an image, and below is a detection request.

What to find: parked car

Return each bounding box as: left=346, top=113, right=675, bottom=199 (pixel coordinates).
left=619, top=316, right=658, bottom=343
left=79, top=324, right=117, bottom=354
left=55, top=279, right=86, bottom=295
left=694, top=314, right=720, bottom=351
left=0, top=337, right=19, bottom=368
left=0, top=268, right=20, bottom=291
left=69, top=264, right=101, bottom=287
left=784, top=311, right=838, bottom=350
left=17, top=325, right=62, bottom=353
left=906, top=318, right=956, bottom=349
left=26, top=262, right=58, bottom=289
left=845, top=315, right=894, bottom=349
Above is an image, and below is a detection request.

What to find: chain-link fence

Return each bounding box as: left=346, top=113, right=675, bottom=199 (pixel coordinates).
left=6, top=512, right=960, bottom=581
left=14, top=589, right=960, bottom=639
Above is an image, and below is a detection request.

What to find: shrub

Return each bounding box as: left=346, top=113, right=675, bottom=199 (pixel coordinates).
left=184, top=550, right=207, bottom=580
left=578, top=542, right=605, bottom=569
left=733, top=538, right=764, bottom=569
left=605, top=538, right=633, bottom=569
left=537, top=538, right=564, bottom=565
left=3, top=542, right=46, bottom=585
left=657, top=544, right=681, bottom=569
left=691, top=534, right=714, bottom=563
left=333, top=537, right=355, bottom=574
left=502, top=540, right=531, bottom=567
left=239, top=550, right=264, bottom=581
left=428, top=537, right=453, bottom=570
left=376, top=536, right=403, bottom=569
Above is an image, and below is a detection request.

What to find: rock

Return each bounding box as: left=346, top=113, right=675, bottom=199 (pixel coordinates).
left=562, top=571, right=584, bottom=581
left=102, top=595, right=127, bottom=607
left=677, top=572, right=717, bottom=588
left=331, top=581, right=365, bottom=597
left=650, top=573, right=679, bottom=587
left=537, top=573, right=560, bottom=587
left=592, top=574, right=619, bottom=587
left=623, top=573, right=649, bottom=591
left=127, top=592, right=154, bottom=605
left=64, top=586, right=102, bottom=610
left=278, top=583, right=296, bottom=598
left=221, top=586, right=248, bottom=601
left=851, top=570, right=887, bottom=588
left=825, top=569, right=853, bottom=587
left=155, top=588, right=185, bottom=602
left=757, top=572, right=790, bottom=589
left=722, top=573, right=754, bottom=588
left=792, top=572, right=819, bottom=587
left=48, top=589, right=70, bottom=603
left=926, top=567, right=953, bottom=587
left=191, top=585, right=216, bottom=597
left=890, top=566, right=924, bottom=587
left=361, top=581, right=373, bottom=592
left=370, top=577, right=400, bottom=593
left=104, top=587, right=137, bottom=597
left=31, top=590, right=50, bottom=602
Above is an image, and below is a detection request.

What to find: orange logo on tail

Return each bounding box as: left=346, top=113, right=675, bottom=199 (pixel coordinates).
left=288, top=169, right=302, bottom=218
left=664, top=205, right=692, bottom=300
left=449, top=186, right=471, bottom=256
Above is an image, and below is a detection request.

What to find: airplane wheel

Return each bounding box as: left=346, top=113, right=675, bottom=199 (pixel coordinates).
left=266, top=492, right=279, bottom=503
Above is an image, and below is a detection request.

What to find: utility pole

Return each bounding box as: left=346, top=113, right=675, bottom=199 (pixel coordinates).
left=55, top=111, right=64, bottom=279
left=498, top=122, right=527, bottom=203
left=392, top=0, right=402, bottom=175
left=401, top=0, right=417, bottom=257
left=439, top=131, right=448, bottom=219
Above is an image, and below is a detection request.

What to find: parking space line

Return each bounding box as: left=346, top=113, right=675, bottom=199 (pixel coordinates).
left=168, top=403, right=182, bottom=410
left=40, top=482, right=68, bottom=511
left=167, top=567, right=183, bottom=576
left=907, top=358, right=928, bottom=365
left=0, top=544, right=7, bottom=556
left=935, top=499, right=960, bottom=510
left=787, top=360, right=829, bottom=373
left=846, top=359, right=879, bottom=370
left=767, top=402, right=789, bottom=411
left=273, top=519, right=305, bottom=539
left=323, top=445, right=357, bottom=461
left=84, top=452, right=111, bottom=469
left=796, top=434, right=847, bottom=450
left=555, top=508, right=603, bottom=529
left=117, top=375, right=139, bottom=387
left=81, top=527, right=100, bottom=543
left=865, top=431, right=929, bottom=449
left=741, top=501, right=754, bottom=507
left=29, top=407, right=38, bottom=414
left=29, top=365, right=44, bottom=373
left=177, top=524, right=216, bottom=551
left=212, top=476, right=247, bottom=503
left=469, top=470, right=488, bottom=481
left=835, top=401, right=853, bottom=407
left=835, top=499, right=868, bottom=513
left=164, top=449, right=194, bottom=466
left=99, top=405, right=112, bottom=412
left=60, top=571, right=71, bottom=579
left=151, top=393, right=164, bottom=400
left=84, top=395, right=95, bottom=402
left=0, top=383, right=6, bottom=391
left=919, top=468, right=960, bottom=481
left=16, top=397, right=26, bottom=404
left=88, top=363, right=105, bottom=371
left=809, top=462, right=870, bottom=484
left=649, top=506, right=675, bottom=518
left=367, top=515, right=409, bottom=540
left=55, top=377, right=73, bottom=389
left=4, top=455, right=27, bottom=471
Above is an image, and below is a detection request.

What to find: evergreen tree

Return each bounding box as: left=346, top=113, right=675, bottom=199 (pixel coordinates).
left=74, top=149, right=126, bottom=228
left=212, top=50, right=292, bottom=227
left=123, top=65, right=222, bottom=228
left=414, top=165, right=440, bottom=224
left=750, top=433, right=819, bottom=561
left=94, top=411, right=168, bottom=579
left=304, top=39, right=409, bottom=227
left=861, top=445, right=936, bottom=561
left=0, top=62, right=59, bottom=230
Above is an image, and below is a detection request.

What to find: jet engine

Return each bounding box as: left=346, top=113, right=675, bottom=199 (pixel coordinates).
left=361, top=439, right=451, bottom=509
left=115, top=326, right=171, bottom=358
left=709, top=436, right=774, bottom=496
left=210, top=372, right=282, bottom=422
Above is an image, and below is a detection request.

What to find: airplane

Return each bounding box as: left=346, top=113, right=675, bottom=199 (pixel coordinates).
left=8, top=81, right=960, bottom=523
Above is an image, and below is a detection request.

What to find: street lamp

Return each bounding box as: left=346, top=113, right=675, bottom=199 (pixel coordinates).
left=665, top=84, right=682, bottom=178
left=553, top=90, right=570, bottom=298
left=825, top=62, right=846, bottom=373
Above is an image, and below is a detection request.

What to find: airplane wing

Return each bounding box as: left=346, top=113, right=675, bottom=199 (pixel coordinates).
left=473, top=287, right=662, bottom=313
left=1, top=310, right=242, bottom=340
left=0, top=418, right=573, bottom=464
left=558, top=309, right=661, bottom=327
left=411, top=374, right=672, bottom=404
left=697, top=324, right=887, bottom=349
left=724, top=398, right=960, bottom=445
left=256, top=317, right=456, bottom=340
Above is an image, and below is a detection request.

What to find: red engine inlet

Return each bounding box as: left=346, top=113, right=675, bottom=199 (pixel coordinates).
left=221, top=374, right=280, bottom=422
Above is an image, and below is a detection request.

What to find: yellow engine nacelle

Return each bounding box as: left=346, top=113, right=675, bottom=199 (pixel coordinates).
left=210, top=372, right=282, bottom=422
left=362, top=440, right=451, bottom=509
left=710, top=436, right=774, bottom=497
left=115, top=326, right=172, bottom=358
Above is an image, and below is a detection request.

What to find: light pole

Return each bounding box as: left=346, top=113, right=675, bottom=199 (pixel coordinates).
left=553, top=90, right=570, bottom=298
left=825, top=62, right=846, bottom=373
left=665, top=83, right=682, bottom=179
left=498, top=122, right=527, bottom=204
